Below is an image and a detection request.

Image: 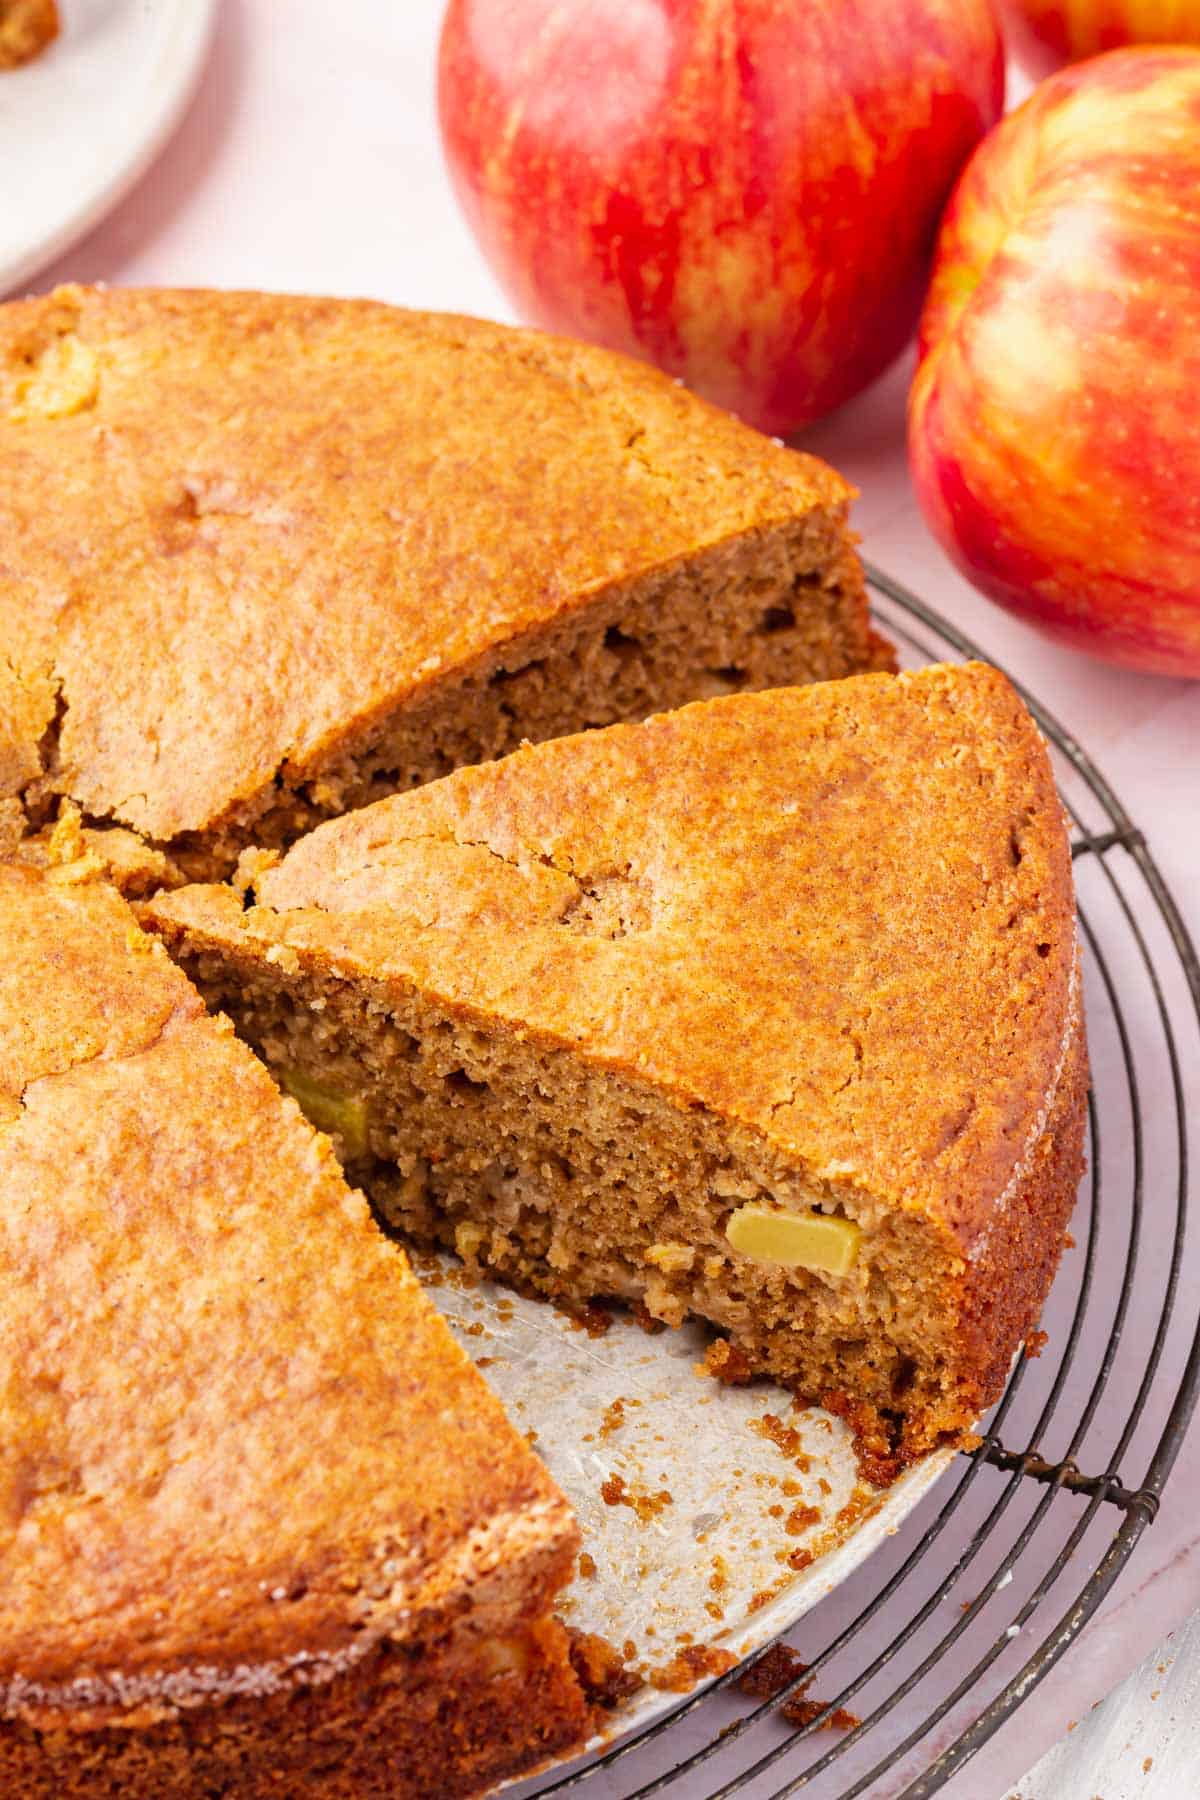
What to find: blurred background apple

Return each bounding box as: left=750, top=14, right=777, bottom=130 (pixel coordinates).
left=909, top=47, right=1200, bottom=678
left=438, top=0, right=1003, bottom=436
left=999, top=0, right=1200, bottom=76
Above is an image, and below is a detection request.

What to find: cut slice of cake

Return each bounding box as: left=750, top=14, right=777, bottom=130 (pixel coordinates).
left=145, top=662, right=1088, bottom=1479
left=0, top=859, right=586, bottom=1798
left=0, top=285, right=890, bottom=882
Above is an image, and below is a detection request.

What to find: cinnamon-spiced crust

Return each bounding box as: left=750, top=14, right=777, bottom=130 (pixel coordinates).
left=0, top=860, right=585, bottom=1796
left=0, top=286, right=886, bottom=878
left=0, top=0, right=58, bottom=69
left=145, top=662, right=1087, bottom=1473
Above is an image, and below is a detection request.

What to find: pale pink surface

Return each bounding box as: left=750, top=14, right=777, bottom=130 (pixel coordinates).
left=14, top=4, right=1200, bottom=1793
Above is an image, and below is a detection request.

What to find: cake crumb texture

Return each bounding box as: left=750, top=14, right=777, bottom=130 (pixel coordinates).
left=146, top=662, right=1087, bottom=1473
left=0, top=860, right=584, bottom=1795
left=0, top=285, right=884, bottom=877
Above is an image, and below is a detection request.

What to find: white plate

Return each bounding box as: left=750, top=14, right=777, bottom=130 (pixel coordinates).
left=0, top=0, right=216, bottom=296
left=424, top=1256, right=955, bottom=1765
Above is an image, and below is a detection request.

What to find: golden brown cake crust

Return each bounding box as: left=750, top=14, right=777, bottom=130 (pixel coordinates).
left=146, top=663, right=1086, bottom=1471
left=957, top=1014, right=1088, bottom=1410
left=0, top=285, right=874, bottom=865
left=0, top=655, right=47, bottom=801
left=825, top=1015, right=1087, bottom=1481
left=0, top=653, right=49, bottom=853
left=0, top=0, right=58, bottom=69
left=0, top=861, right=583, bottom=1789
left=150, top=662, right=1079, bottom=1254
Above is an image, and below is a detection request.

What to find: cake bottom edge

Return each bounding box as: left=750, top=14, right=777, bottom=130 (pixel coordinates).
left=0, top=1614, right=589, bottom=1800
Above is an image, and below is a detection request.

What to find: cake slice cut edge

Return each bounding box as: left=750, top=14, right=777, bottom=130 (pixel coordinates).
left=0, top=856, right=589, bottom=1799
left=0, top=285, right=892, bottom=881
left=143, top=661, right=1088, bottom=1483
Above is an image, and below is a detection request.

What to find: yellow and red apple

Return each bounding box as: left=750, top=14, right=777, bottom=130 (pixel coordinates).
left=999, top=1, right=1200, bottom=76
left=438, top=0, right=1003, bottom=435
left=909, top=47, right=1200, bottom=678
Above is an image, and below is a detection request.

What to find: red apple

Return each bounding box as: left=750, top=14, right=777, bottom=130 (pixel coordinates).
left=909, top=47, right=1200, bottom=678
left=438, top=0, right=1003, bottom=435
left=999, top=0, right=1200, bottom=77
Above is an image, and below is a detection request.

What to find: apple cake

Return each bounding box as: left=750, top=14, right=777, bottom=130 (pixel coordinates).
left=0, top=857, right=587, bottom=1798
left=145, top=661, right=1088, bottom=1478
left=0, top=0, right=57, bottom=68
left=0, top=285, right=890, bottom=883
left=0, top=653, right=46, bottom=855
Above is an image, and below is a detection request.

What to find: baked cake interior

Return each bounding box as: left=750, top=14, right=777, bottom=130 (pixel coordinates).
left=146, top=663, right=1086, bottom=1478
left=0, top=287, right=888, bottom=883
left=0, top=858, right=586, bottom=1799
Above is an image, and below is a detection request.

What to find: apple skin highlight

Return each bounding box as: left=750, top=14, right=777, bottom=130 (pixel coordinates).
left=439, top=0, right=1002, bottom=436
left=909, top=47, right=1200, bottom=678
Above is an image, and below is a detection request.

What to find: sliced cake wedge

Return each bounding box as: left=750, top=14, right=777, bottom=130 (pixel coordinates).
left=145, top=663, right=1088, bottom=1478
left=0, top=285, right=888, bottom=880
left=0, top=859, right=586, bottom=1798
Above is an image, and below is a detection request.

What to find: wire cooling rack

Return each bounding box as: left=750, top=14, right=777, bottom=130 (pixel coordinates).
left=518, top=565, right=1200, bottom=1800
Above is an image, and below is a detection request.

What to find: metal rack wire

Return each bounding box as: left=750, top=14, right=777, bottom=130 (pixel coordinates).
left=521, top=565, right=1200, bottom=1800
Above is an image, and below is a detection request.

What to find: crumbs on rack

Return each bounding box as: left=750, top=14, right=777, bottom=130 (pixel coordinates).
left=648, top=1644, right=738, bottom=1693
left=738, top=1644, right=859, bottom=1730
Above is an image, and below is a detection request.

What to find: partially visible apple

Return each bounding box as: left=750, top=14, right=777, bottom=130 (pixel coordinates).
left=999, top=0, right=1200, bottom=76
left=909, top=47, right=1200, bottom=678
left=438, top=0, right=1003, bottom=436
